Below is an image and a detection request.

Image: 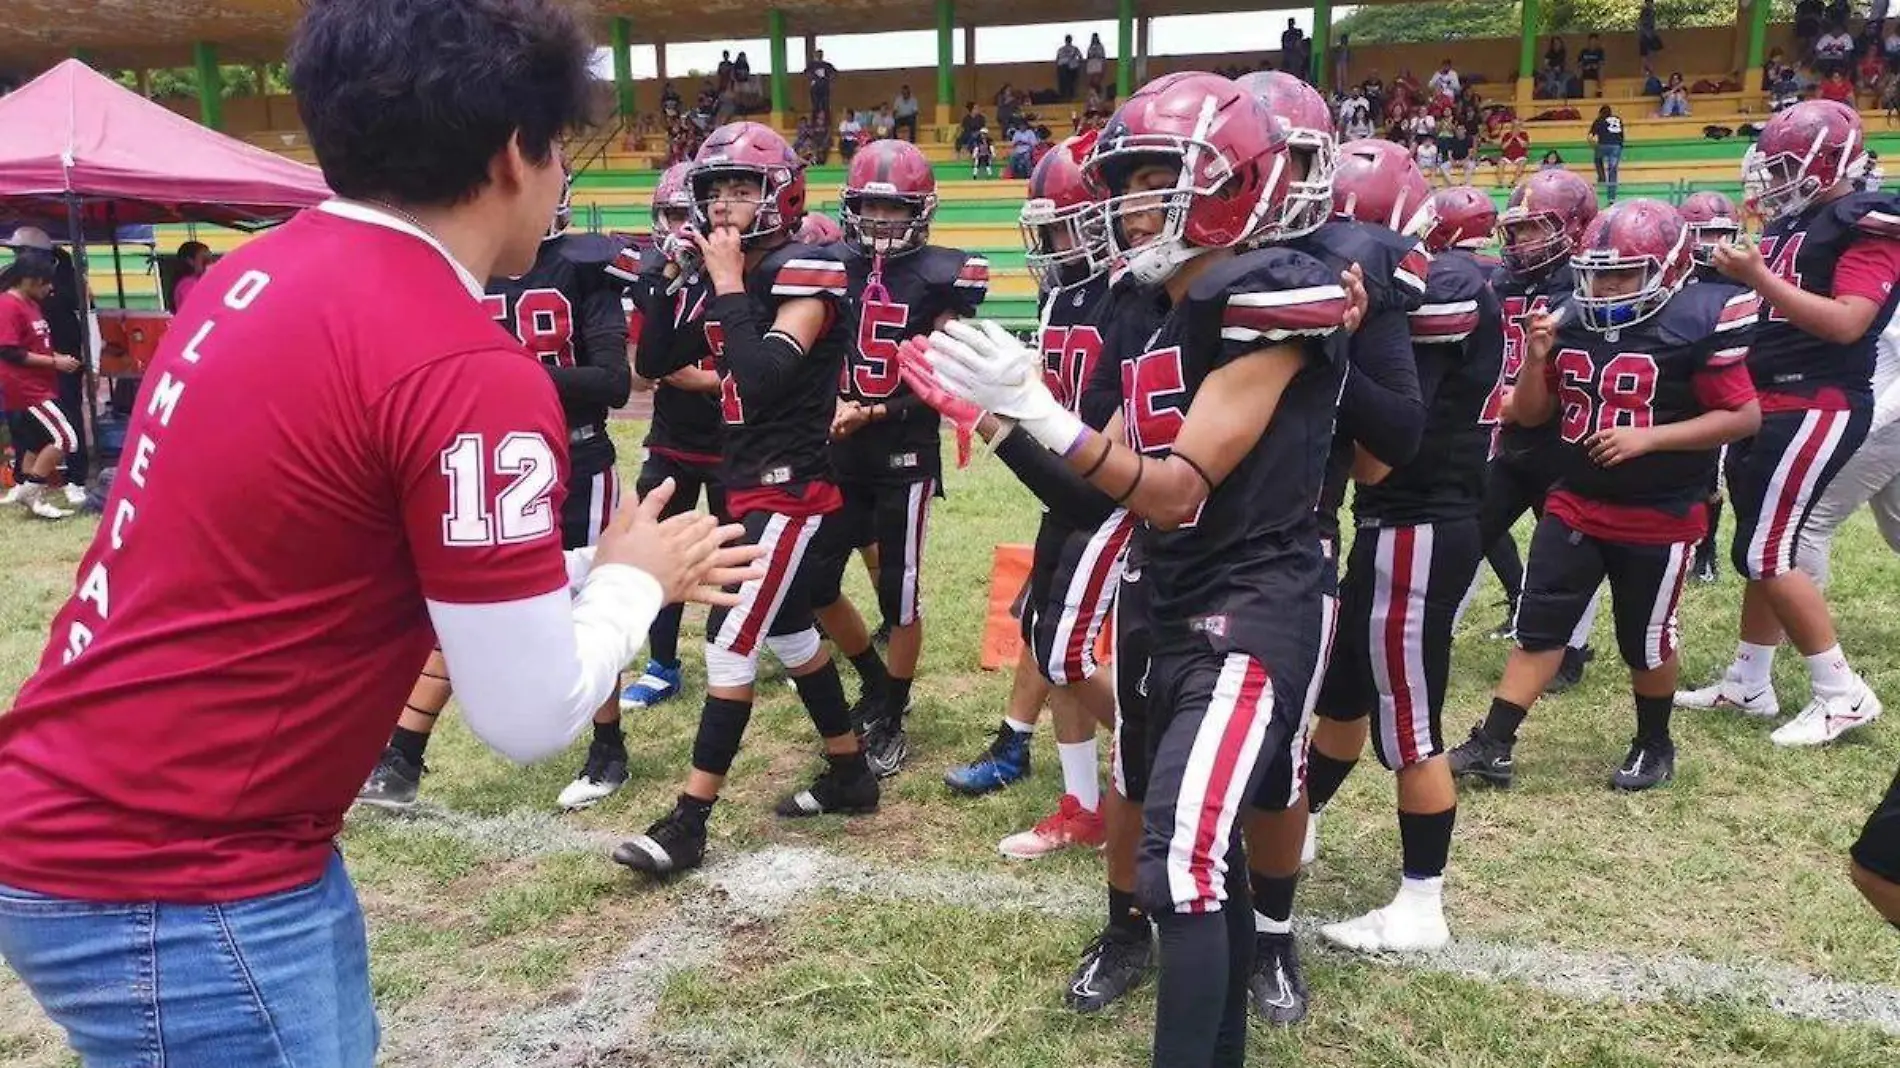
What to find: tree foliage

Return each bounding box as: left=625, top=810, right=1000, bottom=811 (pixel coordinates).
left=1336, top=0, right=1784, bottom=44
left=109, top=63, right=291, bottom=100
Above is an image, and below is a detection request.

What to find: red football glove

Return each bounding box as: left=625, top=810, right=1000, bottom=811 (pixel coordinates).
left=898, top=336, right=981, bottom=468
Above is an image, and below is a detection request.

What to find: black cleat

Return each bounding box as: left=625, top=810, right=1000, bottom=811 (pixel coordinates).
left=775, top=755, right=881, bottom=817
left=1544, top=644, right=1595, bottom=694
left=1248, top=931, right=1310, bottom=1026
left=872, top=619, right=893, bottom=646
left=1694, top=552, right=1719, bottom=585
left=356, top=746, right=423, bottom=810
left=1486, top=599, right=1519, bottom=642
left=1447, top=723, right=1516, bottom=788
left=612, top=795, right=710, bottom=875
left=1066, top=926, right=1153, bottom=1013
left=1610, top=737, right=1676, bottom=791
left=860, top=717, right=910, bottom=779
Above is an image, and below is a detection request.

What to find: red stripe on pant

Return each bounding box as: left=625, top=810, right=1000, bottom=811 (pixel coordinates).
left=1062, top=513, right=1135, bottom=681
left=1658, top=546, right=1690, bottom=665
left=1383, top=527, right=1421, bottom=768
left=598, top=472, right=619, bottom=541
left=1186, top=656, right=1271, bottom=910
left=732, top=516, right=807, bottom=656
left=1759, top=411, right=1840, bottom=578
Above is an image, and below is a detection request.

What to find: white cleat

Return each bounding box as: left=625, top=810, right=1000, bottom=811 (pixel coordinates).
left=61, top=484, right=88, bottom=507
left=1675, top=675, right=1780, bottom=719
left=28, top=496, right=73, bottom=521
left=1771, top=680, right=1882, bottom=747
left=1320, top=897, right=1449, bottom=954
left=1300, top=813, right=1319, bottom=867
left=0, top=483, right=30, bottom=506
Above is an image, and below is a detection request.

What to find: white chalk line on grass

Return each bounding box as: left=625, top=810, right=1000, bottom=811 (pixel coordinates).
left=359, top=807, right=1900, bottom=1068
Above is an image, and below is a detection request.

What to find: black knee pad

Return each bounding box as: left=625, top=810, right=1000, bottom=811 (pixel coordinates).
left=691, top=696, right=753, bottom=775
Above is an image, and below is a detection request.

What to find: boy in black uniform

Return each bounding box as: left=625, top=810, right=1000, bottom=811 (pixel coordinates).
left=1484, top=198, right=1760, bottom=787
left=614, top=122, right=874, bottom=877
left=357, top=183, right=633, bottom=810
left=1678, top=189, right=1746, bottom=582
left=615, top=162, right=727, bottom=714
left=814, top=138, right=990, bottom=777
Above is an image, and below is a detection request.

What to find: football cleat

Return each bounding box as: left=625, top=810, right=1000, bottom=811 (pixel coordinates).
left=619, top=661, right=683, bottom=711
left=612, top=796, right=709, bottom=875
left=998, top=794, right=1105, bottom=859
left=775, top=756, right=881, bottom=818
left=556, top=737, right=630, bottom=810
left=0, top=482, right=29, bottom=506
left=1771, top=679, right=1883, bottom=747
left=945, top=723, right=1033, bottom=795
left=1319, top=892, right=1449, bottom=954
left=28, top=495, right=73, bottom=520
left=1446, top=724, right=1515, bottom=788
left=1675, top=674, right=1781, bottom=719
left=61, top=484, right=88, bottom=508
left=356, top=746, right=424, bottom=810
left=1693, top=546, right=1720, bottom=585
left=1247, top=931, right=1310, bottom=1026
left=860, top=716, right=910, bottom=779
left=1485, top=600, right=1518, bottom=642
left=1610, top=736, right=1676, bottom=791
left=1065, top=925, right=1153, bottom=1013
left=1543, top=644, right=1595, bottom=694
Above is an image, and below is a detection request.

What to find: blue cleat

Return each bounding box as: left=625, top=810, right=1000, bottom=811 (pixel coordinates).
left=620, top=660, right=683, bottom=711
left=943, top=722, right=1032, bottom=795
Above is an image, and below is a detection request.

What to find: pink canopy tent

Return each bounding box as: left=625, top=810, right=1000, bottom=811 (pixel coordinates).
left=0, top=58, right=330, bottom=232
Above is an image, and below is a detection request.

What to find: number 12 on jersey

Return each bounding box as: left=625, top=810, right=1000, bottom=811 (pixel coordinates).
left=440, top=433, right=558, bottom=546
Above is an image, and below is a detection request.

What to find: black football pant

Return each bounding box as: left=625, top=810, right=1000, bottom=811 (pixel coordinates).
left=637, top=451, right=726, bottom=665
left=1515, top=513, right=1696, bottom=671
left=1023, top=509, right=1137, bottom=686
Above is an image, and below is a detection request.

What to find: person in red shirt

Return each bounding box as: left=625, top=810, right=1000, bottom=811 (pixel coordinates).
left=1820, top=69, right=1857, bottom=104
left=0, top=254, right=81, bottom=519
left=1499, top=119, right=1532, bottom=188
left=0, top=2, right=756, bottom=1065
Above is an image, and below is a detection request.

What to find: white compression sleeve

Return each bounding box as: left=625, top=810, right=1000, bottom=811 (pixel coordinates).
left=427, top=563, right=661, bottom=764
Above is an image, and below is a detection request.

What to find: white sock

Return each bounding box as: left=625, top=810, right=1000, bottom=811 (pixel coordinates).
left=1805, top=645, right=1856, bottom=696
left=1397, top=875, right=1444, bottom=904
left=1732, top=640, right=1778, bottom=688
left=1254, top=910, right=1292, bottom=935
left=1003, top=716, right=1036, bottom=735
left=1056, top=738, right=1100, bottom=811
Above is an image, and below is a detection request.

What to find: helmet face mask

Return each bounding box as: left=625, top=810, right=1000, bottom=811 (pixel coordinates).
left=651, top=162, right=694, bottom=238
left=1744, top=100, right=1863, bottom=223
left=545, top=166, right=573, bottom=242
left=841, top=192, right=935, bottom=257
left=1021, top=200, right=1107, bottom=290
left=1687, top=221, right=1739, bottom=266
left=1679, top=190, right=1741, bottom=267
left=690, top=168, right=775, bottom=241
left=1277, top=131, right=1336, bottom=240
left=1744, top=146, right=1828, bottom=223
left=1499, top=212, right=1572, bottom=275
left=1570, top=201, right=1692, bottom=333
left=1498, top=171, right=1598, bottom=278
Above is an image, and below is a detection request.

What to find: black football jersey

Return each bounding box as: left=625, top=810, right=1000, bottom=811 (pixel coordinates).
left=1288, top=220, right=1431, bottom=541
left=1545, top=281, right=1759, bottom=513
left=1355, top=248, right=1505, bottom=526
left=1490, top=261, right=1576, bottom=466
left=706, top=242, right=851, bottom=494
left=1118, top=247, right=1349, bottom=664
left=484, top=234, right=631, bottom=467
left=617, top=243, right=723, bottom=462
left=832, top=244, right=989, bottom=484
left=1039, top=271, right=1116, bottom=428
left=1753, top=192, right=1900, bottom=405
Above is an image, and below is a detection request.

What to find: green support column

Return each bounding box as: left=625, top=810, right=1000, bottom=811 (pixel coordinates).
left=1745, top=0, right=1771, bottom=92
left=70, top=47, right=93, bottom=65
left=1311, top=0, right=1332, bottom=95
left=1117, top=0, right=1134, bottom=97
left=193, top=42, right=223, bottom=130
left=768, top=9, right=788, bottom=126
left=610, top=17, right=634, bottom=121
left=936, top=0, right=955, bottom=128
left=1517, top=0, right=1540, bottom=109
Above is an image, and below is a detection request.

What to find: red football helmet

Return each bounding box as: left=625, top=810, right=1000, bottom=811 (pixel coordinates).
left=1570, top=197, right=1693, bottom=333
left=1235, top=70, right=1337, bottom=240
left=1331, top=138, right=1432, bottom=234
left=1745, top=99, right=1863, bottom=222
left=796, top=212, right=843, bottom=244
left=841, top=138, right=938, bottom=257
left=1497, top=169, right=1599, bottom=277
left=1085, top=71, right=1292, bottom=286
left=688, top=121, right=807, bottom=246
left=1020, top=129, right=1107, bottom=290
left=1416, top=185, right=1498, bottom=253
left=651, top=162, right=693, bottom=238
left=1677, top=189, right=1741, bottom=266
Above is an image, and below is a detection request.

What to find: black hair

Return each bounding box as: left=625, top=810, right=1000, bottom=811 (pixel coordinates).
left=177, top=240, right=210, bottom=264
left=0, top=253, right=55, bottom=291
left=289, top=0, right=595, bottom=207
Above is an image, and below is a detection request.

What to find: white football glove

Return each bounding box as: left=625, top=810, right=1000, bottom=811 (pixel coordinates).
left=927, top=319, right=1086, bottom=454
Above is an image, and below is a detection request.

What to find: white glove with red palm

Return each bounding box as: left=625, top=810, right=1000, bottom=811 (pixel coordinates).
left=924, top=319, right=1086, bottom=455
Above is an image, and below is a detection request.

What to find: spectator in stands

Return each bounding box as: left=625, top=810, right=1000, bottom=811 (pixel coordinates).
left=1638, top=0, right=1663, bottom=61
left=996, top=83, right=1020, bottom=134
left=1796, top=0, right=1824, bottom=49
left=1862, top=150, right=1885, bottom=191
left=1660, top=72, right=1691, bottom=116
left=957, top=101, right=986, bottom=156
left=734, top=51, right=751, bottom=87
left=1429, top=59, right=1461, bottom=102
left=1413, top=131, right=1439, bottom=175
left=1282, top=19, right=1305, bottom=80
left=1642, top=65, right=1664, bottom=96
left=1545, top=36, right=1567, bottom=75
left=1056, top=35, right=1083, bottom=100
left=661, top=81, right=681, bottom=117
left=1086, top=32, right=1107, bottom=92
left=1008, top=122, right=1039, bottom=178
left=971, top=126, right=996, bottom=178
left=838, top=108, right=864, bottom=162
left=1820, top=67, right=1856, bottom=103
left=1408, top=103, right=1435, bottom=143
left=1340, top=88, right=1374, bottom=140
left=1334, top=32, right=1352, bottom=94
left=871, top=104, right=894, bottom=141
left=1589, top=103, right=1624, bottom=201
left=717, top=50, right=734, bottom=93
left=1817, top=22, right=1855, bottom=76
left=171, top=241, right=212, bottom=312
left=793, top=114, right=819, bottom=165
left=1500, top=118, right=1531, bottom=188
left=892, top=85, right=919, bottom=142
left=1539, top=60, right=1568, bottom=100
left=1580, top=34, right=1606, bottom=98
left=1859, top=42, right=1887, bottom=96
left=1885, top=26, right=1900, bottom=72
left=1770, top=62, right=1805, bottom=110
left=1444, top=114, right=1476, bottom=184
left=806, top=49, right=837, bottom=117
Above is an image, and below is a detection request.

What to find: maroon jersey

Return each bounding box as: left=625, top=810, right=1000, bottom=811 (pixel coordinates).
left=0, top=204, right=570, bottom=902
left=0, top=289, right=57, bottom=408
left=618, top=242, right=722, bottom=464
left=1490, top=262, right=1576, bottom=465
left=1543, top=281, right=1759, bottom=544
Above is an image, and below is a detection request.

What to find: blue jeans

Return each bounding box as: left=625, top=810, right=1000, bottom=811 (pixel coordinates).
left=0, top=851, right=377, bottom=1067
left=1595, top=145, right=1622, bottom=199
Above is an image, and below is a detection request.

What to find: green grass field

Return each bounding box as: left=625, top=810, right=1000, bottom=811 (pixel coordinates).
left=2, top=421, right=1898, bottom=1068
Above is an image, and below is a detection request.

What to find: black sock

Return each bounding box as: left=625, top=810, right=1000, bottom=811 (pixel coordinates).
left=887, top=676, right=913, bottom=722
left=593, top=717, right=625, bottom=751
left=1152, top=911, right=1231, bottom=1068
left=826, top=748, right=871, bottom=780
left=1248, top=870, right=1299, bottom=929
left=1482, top=696, right=1529, bottom=744
left=675, top=792, right=715, bottom=825
left=1398, top=807, right=1456, bottom=881
left=1108, top=885, right=1150, bottom=940
left=1305, top=748, right=1358, bottom=813
left=794, top=663, right=855, bottom=739
left=1705, top=497, right=1724, bottom=553
left=849, top=648, right=889, bottom=703
left=1215, top=859, right=1253, bottom=1068
left=1635, top=692, right=1673, bottom=745
left=390, top=725, right=430, bottom=766
left=648, top=604, right=684, bottom=666
left=21, top=473, right=43, bottom=485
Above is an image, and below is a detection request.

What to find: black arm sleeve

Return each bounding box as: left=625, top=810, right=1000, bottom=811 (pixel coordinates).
left=709, top=292, right=809, bottom=410
left=0, top=345, right=27, bottom=366
left=634, top=287, right=702, bottom=380
left=548, top=286, right=633, bottom=411
left=993, top=429, right=1119, bottom=530
left=1412, top=341, right=1458, bottom=417
left=1335, top=308, right=1426, bottom=467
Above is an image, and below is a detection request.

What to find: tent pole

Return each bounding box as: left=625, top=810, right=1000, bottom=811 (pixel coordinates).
left=65, top=195, right=97, bottom=481
left=109, top=203, right=126, bottom=310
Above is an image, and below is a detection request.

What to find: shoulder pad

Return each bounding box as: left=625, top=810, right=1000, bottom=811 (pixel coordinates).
left=1308, top=220, right=1429, bottom=307
left=1193, top=246, right=1349, bottom=344
left=1410, top=254, right=1489, bottom=344
left=1684, top=282, right=1759, bottom=367
left=1844, top=193, right=1900, bottom=239
left=761, top=242, right=849, bottom=300
left=556, top=232, right=621, bottom=268
left=605, top=242, right=649, bottom=285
